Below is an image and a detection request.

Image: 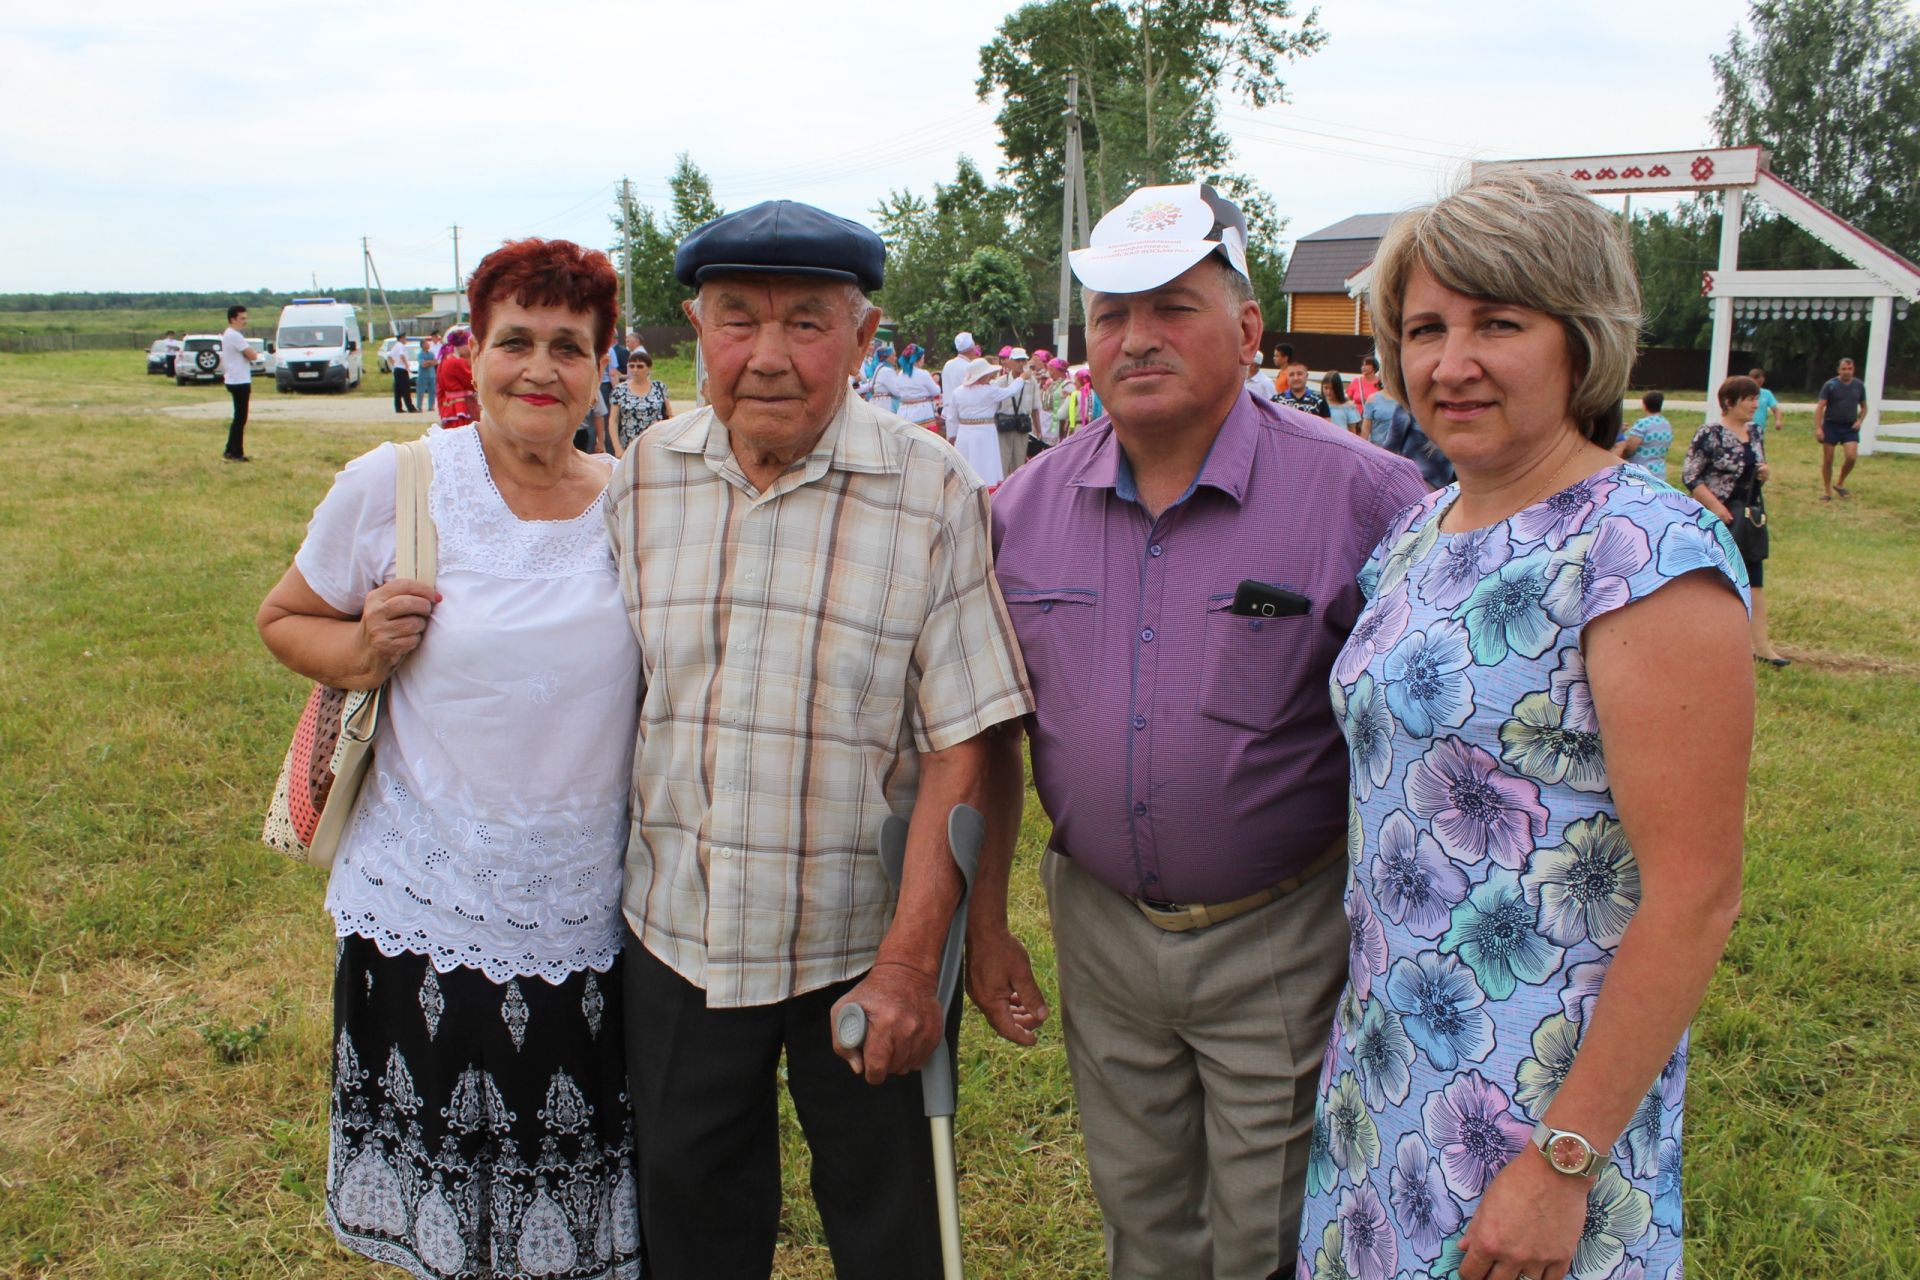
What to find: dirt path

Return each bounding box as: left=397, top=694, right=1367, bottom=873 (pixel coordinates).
left=159, top=395, right=424, bottom=424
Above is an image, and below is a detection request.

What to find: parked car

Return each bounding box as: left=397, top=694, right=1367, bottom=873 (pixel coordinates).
left=175, top=335, right=226, bottom=385
left=145, top=338, right=180, bottom=376
left=248, top=338, right=278, bottom=379
left=378, top=336, right=426, bottom=375
left=274, top=298, right=364, bottom=393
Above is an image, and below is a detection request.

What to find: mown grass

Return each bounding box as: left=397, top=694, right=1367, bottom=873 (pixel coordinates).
left=0, top=352, right=1915, bottom=1278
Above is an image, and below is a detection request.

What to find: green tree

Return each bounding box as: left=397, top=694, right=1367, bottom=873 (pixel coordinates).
left=1706, top=0, right=1920, bottom=384
left=609, top=154, right=726, bottom=326
left=1629, top=204, right=1718, bottom=351
left=935, top=247, right=1035, bottom=350
left=873, top=157, right=1024, bottom=344
left=977, top=0, right=1319, bottom=317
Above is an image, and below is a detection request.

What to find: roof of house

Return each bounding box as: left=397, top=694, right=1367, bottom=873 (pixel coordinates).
left=1281, top=213, right=1395, bottom=295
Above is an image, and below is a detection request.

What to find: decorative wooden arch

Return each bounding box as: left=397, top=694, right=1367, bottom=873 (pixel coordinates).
left=1348, top=147, right=1920, bottom=453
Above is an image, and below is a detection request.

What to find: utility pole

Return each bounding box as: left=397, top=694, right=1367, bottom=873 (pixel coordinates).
left=365, top=244, right=400, bottom=338
left=362, top=236, right=375, bottom=345
left=620, top=178, right=635, bottom=337
left=1054, top=72, right=1090, bottom=362
left=450, top=224, right=464, bottom=323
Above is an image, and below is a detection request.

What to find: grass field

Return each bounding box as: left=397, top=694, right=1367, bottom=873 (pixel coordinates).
left=0, top=352, right=1915, bottom=1278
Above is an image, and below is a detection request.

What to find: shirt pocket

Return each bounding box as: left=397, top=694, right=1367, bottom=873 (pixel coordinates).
left=1002, top=586, right=1099, bottom=711
left=1197, top=594, right=1313, bottom=732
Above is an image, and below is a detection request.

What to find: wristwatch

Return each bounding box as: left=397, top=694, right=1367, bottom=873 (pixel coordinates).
left=1530, top=1120, right=1606, bottom=1177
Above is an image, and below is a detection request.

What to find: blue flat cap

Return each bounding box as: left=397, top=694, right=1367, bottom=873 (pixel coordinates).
left=675, top=200, right=886, bottom=293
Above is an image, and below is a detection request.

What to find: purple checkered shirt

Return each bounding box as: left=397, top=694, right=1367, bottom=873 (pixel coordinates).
left=991, top=391, right=1428, bottom=904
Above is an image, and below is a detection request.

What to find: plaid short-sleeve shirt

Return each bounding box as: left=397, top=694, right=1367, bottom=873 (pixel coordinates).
left=605, top=394, right=1033, bottom=1007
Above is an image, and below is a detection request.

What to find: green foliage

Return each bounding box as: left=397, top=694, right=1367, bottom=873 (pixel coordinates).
left=940, top=246, right=1036, bottom=350
left=0, top=289, right=439, bottom=326
left=874, top=158, right=1027, bottom=340
left=976, top=0, right=1316, bottom=314
left=1631, top=204, right=1718, bottom=351
left=610, top=154, right=726, bottom=327
left=200, top=1019, right=270, bottom=1064
left=1699, top=0, right=1920, bottom=382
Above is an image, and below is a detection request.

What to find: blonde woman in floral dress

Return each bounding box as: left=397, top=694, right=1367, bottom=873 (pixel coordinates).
left=1298, top=170, right=1752, bottom=1280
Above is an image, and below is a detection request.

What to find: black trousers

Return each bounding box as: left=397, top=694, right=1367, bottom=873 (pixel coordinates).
left=224, top=382, right=250, bottom=457
left=393, top=367, right=416, bottom=412
left=623, top=930, right=954, bottom=1280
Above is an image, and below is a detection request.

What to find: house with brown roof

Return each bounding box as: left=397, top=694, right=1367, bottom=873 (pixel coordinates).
left=1280, top=213, right=1393, bottom=335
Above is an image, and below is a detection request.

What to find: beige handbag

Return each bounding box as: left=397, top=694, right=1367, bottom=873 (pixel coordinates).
left=262, top=437, right=438, bottom=871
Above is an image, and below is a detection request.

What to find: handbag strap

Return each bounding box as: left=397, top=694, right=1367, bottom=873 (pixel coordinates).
left=392, top=437, right=438, bottom=585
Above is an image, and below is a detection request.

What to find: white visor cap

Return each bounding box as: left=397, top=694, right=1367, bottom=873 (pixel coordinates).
left=1070, top=182, right=1252, bottom=295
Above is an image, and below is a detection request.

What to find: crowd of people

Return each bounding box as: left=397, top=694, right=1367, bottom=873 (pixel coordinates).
left=248, top=166, right=1830, bottom=1280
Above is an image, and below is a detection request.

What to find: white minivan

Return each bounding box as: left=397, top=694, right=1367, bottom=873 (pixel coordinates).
left=274, top=298, right=364, bottom=393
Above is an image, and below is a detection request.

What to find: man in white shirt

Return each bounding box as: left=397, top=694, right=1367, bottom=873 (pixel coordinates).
left=220, top=305, right=260, bottom=462
left=940, top=330, right=980, bottom=439
left=389, top=334, right=417, bottom=414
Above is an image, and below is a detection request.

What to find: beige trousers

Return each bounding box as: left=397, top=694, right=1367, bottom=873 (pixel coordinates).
left=1043, top=847, right=1349, bottom=1280
left=998, top=428, right=1027, bottom=480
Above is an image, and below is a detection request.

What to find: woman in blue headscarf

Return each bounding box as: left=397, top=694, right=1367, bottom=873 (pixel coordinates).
left=880, top=341, right=941, bottom=431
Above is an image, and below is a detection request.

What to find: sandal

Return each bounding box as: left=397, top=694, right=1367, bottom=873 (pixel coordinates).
left=1835, top=487, right=1852, bottom=498
left=1821, top=494, right=1832, bottom=502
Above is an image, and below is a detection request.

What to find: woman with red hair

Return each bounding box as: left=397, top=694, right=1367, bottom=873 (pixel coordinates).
left=257, top=238, right=643, bottom=1279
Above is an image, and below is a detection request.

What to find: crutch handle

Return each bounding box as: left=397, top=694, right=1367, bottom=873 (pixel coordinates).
left=834, top=1001, right=869, bottom=1053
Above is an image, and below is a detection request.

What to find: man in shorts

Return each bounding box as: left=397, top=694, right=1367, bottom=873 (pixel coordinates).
left=1816, top=356, right=1867, bottom=499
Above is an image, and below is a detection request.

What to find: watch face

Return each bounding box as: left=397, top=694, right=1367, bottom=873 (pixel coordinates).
left=1548, top=1133, right=1590, bottom=1172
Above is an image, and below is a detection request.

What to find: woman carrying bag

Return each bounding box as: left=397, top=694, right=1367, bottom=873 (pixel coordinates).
left=1684, top=374, right=1788, bottom=667
left=256, top=237, right=643, bottom=1279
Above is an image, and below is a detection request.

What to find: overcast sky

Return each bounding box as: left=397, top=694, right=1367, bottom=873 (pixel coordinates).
left=2, top=0, right=1782, bottom=294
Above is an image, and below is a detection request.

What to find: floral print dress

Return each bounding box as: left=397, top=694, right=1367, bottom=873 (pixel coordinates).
left=1298, top=465, right=1747, bottom=1280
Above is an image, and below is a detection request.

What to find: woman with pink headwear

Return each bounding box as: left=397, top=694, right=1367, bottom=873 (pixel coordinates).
left=1074, top=367, right=1103, bottom=430
left=435, top=328, right=477, bottom=429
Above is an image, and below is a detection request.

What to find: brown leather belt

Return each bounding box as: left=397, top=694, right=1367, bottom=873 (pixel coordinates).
left=1132, top=839, right=1346, bottom=933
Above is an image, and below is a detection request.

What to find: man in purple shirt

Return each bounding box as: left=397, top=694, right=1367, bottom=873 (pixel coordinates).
left=974, top=183, right=1426, bottom=1278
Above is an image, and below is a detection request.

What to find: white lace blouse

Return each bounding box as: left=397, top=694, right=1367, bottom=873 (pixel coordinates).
left=295, top=427, right=640, bottom=984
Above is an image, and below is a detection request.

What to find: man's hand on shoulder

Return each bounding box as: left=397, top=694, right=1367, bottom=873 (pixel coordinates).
left=831, top=960, right=944, bottom=1085
left=965, top=922, right=1049, bottom=1046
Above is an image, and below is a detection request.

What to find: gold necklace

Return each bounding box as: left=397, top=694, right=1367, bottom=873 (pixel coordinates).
left=1444, top=435, right=1586, bottom=531
left=1516, top=436, right=1587, bottom=513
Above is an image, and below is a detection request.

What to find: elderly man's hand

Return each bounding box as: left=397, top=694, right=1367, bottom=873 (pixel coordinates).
left=830, top=961, right=943, bottom=1085
left=966, top=923, right=1049, bottom=1046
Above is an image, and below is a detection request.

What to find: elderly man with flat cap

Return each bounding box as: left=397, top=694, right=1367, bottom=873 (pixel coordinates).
left=604, top=199, right=1034, bottom=1280
left=978, top=184, right=1427, bottom=1277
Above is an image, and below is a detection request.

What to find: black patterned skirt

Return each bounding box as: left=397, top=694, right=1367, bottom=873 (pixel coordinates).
left=327, top=934, right=643, bottom=1279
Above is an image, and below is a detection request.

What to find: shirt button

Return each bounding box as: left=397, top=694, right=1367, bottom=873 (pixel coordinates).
left=1251, top=618, right=1264, bottom=633
left=1133, top=801, right=1147, bottom=816
left=744, top=569, right=757, bottom=582
left=718, top=847, right=734, bottom=860
left=1141, top=627, right=1155, bottom=643
left=1041, top=601, right=1054, bottom=613
left=720, top=780, right=733, bottom=792
left=735, top=641, right=749, bottom=653
left=1149, top=544, right=1164, bottom=557
left=1132, top=714, right=1147, bottom=730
